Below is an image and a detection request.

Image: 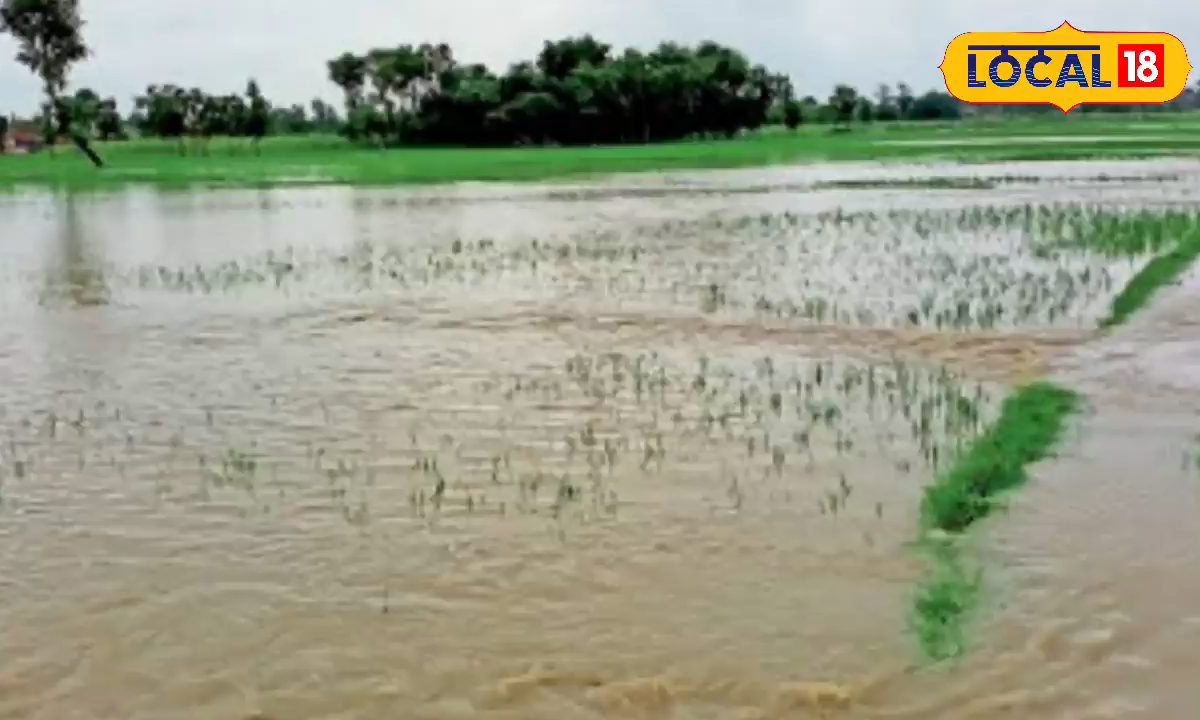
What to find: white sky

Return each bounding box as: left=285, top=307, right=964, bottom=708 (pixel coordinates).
left=1, top=0, right=1197, bottom=113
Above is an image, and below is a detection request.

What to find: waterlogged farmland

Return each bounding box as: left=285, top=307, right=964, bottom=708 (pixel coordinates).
left=1, top=159, right=1199, bottom=719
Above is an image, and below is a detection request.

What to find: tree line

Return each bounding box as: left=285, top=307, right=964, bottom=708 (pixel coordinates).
left=327, top=36, right=979, bottom=147
left=326, top=37, right=794, bottom=145
left=3, top=0, right=1200, bottom=163
left=126, top=82, right=339, bottom=147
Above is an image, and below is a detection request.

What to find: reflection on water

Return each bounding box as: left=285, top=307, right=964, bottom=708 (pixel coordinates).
left=43, top=194, right=112, bottom=307
left=1, top=159, right=1198, bottom=719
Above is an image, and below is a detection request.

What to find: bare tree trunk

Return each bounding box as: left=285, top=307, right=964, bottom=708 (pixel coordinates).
left=70, top=133, right=104, bottom=168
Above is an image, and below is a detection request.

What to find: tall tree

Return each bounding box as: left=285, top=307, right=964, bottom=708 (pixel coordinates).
left=365, top=49, right=398, bottom=135
left=855, top=97, right=874, bottom=123
left=94, top=96, right=121, bottom=140
left=133, top=84, right=186, bottom=147
left=0, top=0, right=102, bottom=166
left=896, top=82, right=914, bottom=120
left=0, top=113, right=8, bottom=152
left=309, top=98, right=340, bottom=132
left=272, top=103, right=310, bottom=134
left=829, top=84, right=858, bottom=128
left=63, top=85, right=101, bottom=139
left=874, top=83, right=893, bottom=108
left=782, top=100, right=802, bottom=130
left=909, top=91, right=962, bottom=121
left=537, top=35, right=610, bottom=79
left=244, top=79, right=269, bottom=151
left=328, top=52, right=367, bottom=113
left=874, top=83, right=899, bottom=121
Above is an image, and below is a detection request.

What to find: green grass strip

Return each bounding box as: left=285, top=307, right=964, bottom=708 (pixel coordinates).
left=913, top=382, right=1079, bottom=660
left=1101, top=233, right=1200, bottom=328
left=4, top=113, right=1200, bottom=192
left=911, top=541, right=981, bottom=661
left=921, top=382, right=1080, bottom=534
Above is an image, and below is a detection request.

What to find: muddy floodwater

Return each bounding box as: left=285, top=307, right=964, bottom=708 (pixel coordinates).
left=1, top=160, right=1198, bottom=719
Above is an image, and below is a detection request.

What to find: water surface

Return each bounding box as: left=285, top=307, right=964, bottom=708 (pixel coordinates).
left=1, top=158, right=1198, bottom=719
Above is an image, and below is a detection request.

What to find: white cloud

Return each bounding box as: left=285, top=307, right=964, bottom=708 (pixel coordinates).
left=1, top=0, right=1196, bottom=114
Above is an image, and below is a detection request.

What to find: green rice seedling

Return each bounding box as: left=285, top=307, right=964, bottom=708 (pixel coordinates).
left=1102, top=230, right=1200, bottom=328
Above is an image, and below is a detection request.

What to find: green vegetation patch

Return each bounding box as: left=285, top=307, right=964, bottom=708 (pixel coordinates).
left=1026, top=206, right=1200, bottom=329
left=1102, top=232, right=1200, bottom=328
left=921, top=382, right=1079, bottom=534
left=1038, top=207, right=1200, bottom=257
left=4, top=114, right=1200, bottom=192
left=911, top=541, right=982, bottom=661
left=912, top=382, right=1078, bottom=660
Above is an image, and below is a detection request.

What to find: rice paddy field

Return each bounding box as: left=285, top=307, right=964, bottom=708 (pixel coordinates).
left=1, top=155, right=1199, bottom=719
left=3, top=113, right=1200, bottom=191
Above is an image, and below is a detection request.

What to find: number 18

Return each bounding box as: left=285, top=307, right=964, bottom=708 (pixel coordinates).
left=1118, top=44, right=1165, bottom=88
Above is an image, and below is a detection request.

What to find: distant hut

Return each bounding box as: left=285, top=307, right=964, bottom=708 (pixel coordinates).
left=4, top=123, right=45, bottom=154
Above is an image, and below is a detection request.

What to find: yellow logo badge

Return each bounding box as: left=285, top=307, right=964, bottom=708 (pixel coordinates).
left=940, top=21, right=1192, bottom=113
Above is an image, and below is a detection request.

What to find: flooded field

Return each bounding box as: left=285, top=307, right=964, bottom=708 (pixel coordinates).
left=1, top=159, right=1198, bottom=719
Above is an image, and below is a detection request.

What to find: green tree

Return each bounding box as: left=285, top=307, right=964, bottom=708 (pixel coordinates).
left=328, top=36, right=789, bottom=147
left=345, top=104, right=387, bottom=144
left=272, top=104, right=310, bottom=134
left=133, top=84, right=186, bottom=144
left=365, top=48, right=399, bottom=131
left=0, top=113, right=8, bottom=152
left=68, top=86, right=99, bottom=135
left=327, top=52, right=367, bottom=114
left=0, top=0, right=102, bottom=166
left=494, top=91, right=561, bottom=144
left=309, top=98, right=340, bottom=132
left=829, top=84, right=858, bottom=128
left=419, top=42, right=455, bottom=78
left=896, top=82, right=914, bottom=120
left=782, top=99, right=802, bottom=130
left=415, top=64, right=501, bottom=143
left=499, top=61, right=539, bottom=100
left=390, top=46, right=431, bottom=119
left=220, top=94, right=248, bottom=135
left=537, top=35, right=610, bottom=79
left=244, top=79, right=270, bottom=150
left=362, top=45, right=428, bottom=142
left=94, top=97, right=122, bottom=140
left=874, top=83, right=899, bottom=121
left=855, top=97, right=874, bottom=123
left=909, top=91, right=962, bottom=120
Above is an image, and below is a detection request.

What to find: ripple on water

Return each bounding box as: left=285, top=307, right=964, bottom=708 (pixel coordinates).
left=2, top=158, right=1200, bottom=719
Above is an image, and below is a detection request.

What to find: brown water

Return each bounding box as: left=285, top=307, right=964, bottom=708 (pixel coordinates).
left=0, top=159, right=1198, bottom=719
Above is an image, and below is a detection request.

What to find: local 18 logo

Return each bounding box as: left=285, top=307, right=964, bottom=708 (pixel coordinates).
left=941, top=21, right=1192, bottom=112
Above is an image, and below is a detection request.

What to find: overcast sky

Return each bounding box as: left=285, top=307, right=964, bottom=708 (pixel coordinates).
left=1, top=0, right=1197, bottom=113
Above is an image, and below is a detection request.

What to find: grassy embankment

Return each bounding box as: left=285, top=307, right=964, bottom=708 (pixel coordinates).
left=913, top=209, right=1200, bottom=660
left=913, top=384, right=1080, bottom=659
left=2, top=113, right=1200, bottom=192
